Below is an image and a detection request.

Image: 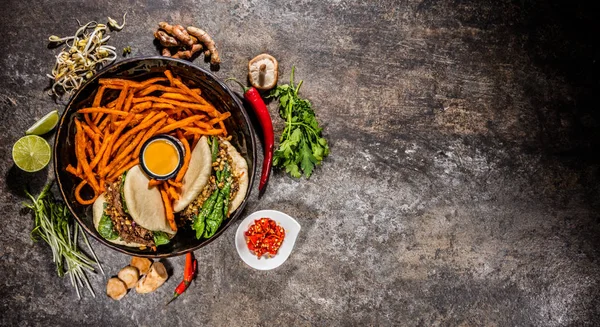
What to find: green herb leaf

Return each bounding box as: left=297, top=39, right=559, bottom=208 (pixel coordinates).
left=153, top=231, right=171, bottom=246
left=98, top=210, right=119, bottom=241
left=300, top=140, right=317, bottom=177
left=25, top=182, right=102, bottom=298
left=269, top=67, right=329, bottom=178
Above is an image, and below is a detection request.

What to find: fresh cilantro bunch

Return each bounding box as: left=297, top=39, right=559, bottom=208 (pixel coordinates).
left=269, top=67, right=329, bottom=178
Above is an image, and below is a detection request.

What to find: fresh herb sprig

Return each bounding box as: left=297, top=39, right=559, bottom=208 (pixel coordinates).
left=25, top=183, right=104, bottom=299
left=269, top=67, right=329, bottom=178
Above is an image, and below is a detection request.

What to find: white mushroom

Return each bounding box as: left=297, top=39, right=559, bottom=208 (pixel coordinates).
left=248, top=53, right=278, bottom=90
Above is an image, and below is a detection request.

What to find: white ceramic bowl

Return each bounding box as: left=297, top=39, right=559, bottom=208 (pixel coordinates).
left=235, top=210, right=301, bottom=270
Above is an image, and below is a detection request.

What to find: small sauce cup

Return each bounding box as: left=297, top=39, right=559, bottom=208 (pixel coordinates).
left=139, top=135, right=184, bottom=180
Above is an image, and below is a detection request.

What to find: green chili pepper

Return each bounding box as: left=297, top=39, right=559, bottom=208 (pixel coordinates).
left=210, top=136, right=219, bottom=163
left=192, top=190, right=218, bottom=239
left=203, top=191, right=225, bottom=238
left=221, top=182, right=231, bottom=219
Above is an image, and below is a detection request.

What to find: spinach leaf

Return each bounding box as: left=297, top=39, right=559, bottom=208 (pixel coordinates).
left=98, top=205, right=119, bottom=240
left=153, top=231, right=171, bottom=246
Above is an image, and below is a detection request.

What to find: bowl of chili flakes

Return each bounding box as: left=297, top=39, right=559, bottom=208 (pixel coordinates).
left=235, top=210, right=300, bottom=270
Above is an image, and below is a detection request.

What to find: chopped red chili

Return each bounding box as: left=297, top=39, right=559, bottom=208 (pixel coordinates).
left=245, top=218, right=285, bottom=258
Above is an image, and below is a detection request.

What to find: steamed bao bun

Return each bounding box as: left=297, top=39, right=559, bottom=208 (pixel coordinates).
left=93, top=165, right=175, bottom=247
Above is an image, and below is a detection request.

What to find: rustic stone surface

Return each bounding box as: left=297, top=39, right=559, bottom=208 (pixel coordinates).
left=1, top=0, right=599, bottom=326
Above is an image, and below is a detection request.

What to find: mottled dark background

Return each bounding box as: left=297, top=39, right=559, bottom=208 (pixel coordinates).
left=1, top=0, right=599, bottom=326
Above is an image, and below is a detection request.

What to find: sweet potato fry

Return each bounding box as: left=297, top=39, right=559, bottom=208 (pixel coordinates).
left=167, top=185, right=180, bottom=200
left=99, top=78, right=144, bottom=88
left=175, top=131, right=191, bottom=183
left=134, top=77, right=169, bottom=89
left=81, top=123, right=96, bottom=140
left=208, top=111, right=231, bottom=125
left=148, top=179, right=162, bottom=188
left=192, top=120, right=212, bottom=129
left=97, top=115, right=110, bottom=131
left=218, top=120, right=227, bottom=136
left=133, top=118, right=167, bottom=158
left=102, top=131, right=145, bottom=178
left=183, top=128, right=224, bottom=136
left=164, top=70, right=175, bottom=86
left=92, top=86, right=106, bottom=108
left=107, top=159, right=139, bottom=181
left=89, top=134, right=112, bottom=170
left=160, top=186, right=177, bottom=231
left=160, top=92, right=196, bottom=102
left=137, top=85, right=184, bottom=97
left=123, top=90, right=135, bottom=112
left=173, top=78, right=211, bottom=106
left=84, top=113, right=102, bottom=135
left=106, top=98, right=118, bottom=108
left=107, top=112, right=136, bottom=157
left=66, top=164, right=79, bottom=177
left=74, top=120, right=100, bottom=192
left=113, top=131, right=146, bottom=168
left=152, top=103, right=176, bottom=110
left=92, top=86, right=106, bottom=121
left=75, top=180, right=97, bottom=205
left=132, top=96, right=215, bottom=113
left=78, top=108, right=130, bottom=117
left=141, top=111, right=157, bottom=123
left=85, top=142, right=94, bottom=158
left=113, top=112, right=167, bottom=152
left=156, top=115, right=203, bottom=134
left=131, top=101, right=153, bottom=113
left=92, top=134, right=101, bottom=153
left=115, top=85, right=129, bottom=110
left=167, top=179, right=183, bottom=188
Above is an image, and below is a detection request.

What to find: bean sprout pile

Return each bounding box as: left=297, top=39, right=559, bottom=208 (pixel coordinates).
left=47, top=15, right=126, bottom=99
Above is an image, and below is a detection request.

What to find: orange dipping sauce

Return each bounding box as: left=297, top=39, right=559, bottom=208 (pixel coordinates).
left=143, top=139, right=180, bottom=176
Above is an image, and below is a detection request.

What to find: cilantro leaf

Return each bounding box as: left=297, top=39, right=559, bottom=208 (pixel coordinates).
left=269, top=67, right=329, bottom=178
left=300, top=139, right=317, bottom=178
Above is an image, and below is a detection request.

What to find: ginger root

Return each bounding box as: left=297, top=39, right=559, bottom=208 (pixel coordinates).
left=172, top=43, right=203, bottom=59
left=186, top=26, right=220, bottom=65
left=106, top=277, right=127, bottom=301
left=135, top=262, right=168, bottom=294
left=154, top=30, right=179, bottom=47
left=161, top=47, right=172, bottom=57
left=154, top=22, right=220, bottom=66
left=130, top=256, right=152, bottom=275
left=158, top=22, right=193, bottom=47
left=117, top=266, right=140, bottom=289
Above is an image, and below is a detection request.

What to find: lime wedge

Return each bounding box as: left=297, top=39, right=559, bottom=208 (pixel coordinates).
left=25, top=110, right=59, bottom=135
left=12, top=135, right=52, bottom=172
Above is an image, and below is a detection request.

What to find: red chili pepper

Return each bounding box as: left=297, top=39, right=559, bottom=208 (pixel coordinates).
left=166, top=252, right=197, bottom=305
left=183, top=251, right=194, bottom=282
left=227, top=79, right=274, bottom=196
left=245, top=217, right=285, bottom=258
